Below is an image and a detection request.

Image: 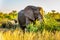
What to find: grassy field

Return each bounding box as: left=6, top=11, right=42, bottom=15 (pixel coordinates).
left=0, top=28, right=60, bottom=40
left=0, top=11, right=60, bottom=40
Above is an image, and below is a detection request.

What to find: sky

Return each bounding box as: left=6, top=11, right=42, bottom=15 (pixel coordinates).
left=0, top=0, right=60, bottom=13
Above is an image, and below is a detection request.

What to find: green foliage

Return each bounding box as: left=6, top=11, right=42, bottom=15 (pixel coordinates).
left=44, top=14, right=59, bottom=31
left=26, top=23, right=38, bottom=32
left=26, top=14, right=60, bottom=32
left=0, top=10, right=17, bottom=21
left=26, top=21, right=44, bottom=32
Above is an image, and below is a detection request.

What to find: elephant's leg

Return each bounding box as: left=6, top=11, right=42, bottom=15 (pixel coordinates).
left=20, top=24, right=26, bottom=31
left=18, top=19, right=26, bottom=31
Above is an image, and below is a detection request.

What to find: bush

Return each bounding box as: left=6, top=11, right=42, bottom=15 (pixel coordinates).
left=26, top=20, right=44, bottom=32
left=26, top=23, right=38, bottom=32
left=44, top=15, right=59, bottom=32
left=26, top=14, right=60, bottom=32
left=1, top=21, right=17, bottom=29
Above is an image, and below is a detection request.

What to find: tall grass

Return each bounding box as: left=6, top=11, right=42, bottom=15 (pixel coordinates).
left=0, top=28, right=60, bottom=40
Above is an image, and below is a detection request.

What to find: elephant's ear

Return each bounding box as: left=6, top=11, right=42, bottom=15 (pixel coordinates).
left=39, top=7, right=44, bottom=16
left=24, top=10, right=35, bottom=21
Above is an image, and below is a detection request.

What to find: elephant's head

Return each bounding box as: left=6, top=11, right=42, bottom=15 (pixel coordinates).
left=30, top=6, right=44, bottom=22
left=24, top=6, right=44, bottom=22
left=36, top=7, right=44, bottom=22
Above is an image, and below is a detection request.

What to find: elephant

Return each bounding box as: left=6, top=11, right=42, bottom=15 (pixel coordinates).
left=18, top=5, right=44, bottom=31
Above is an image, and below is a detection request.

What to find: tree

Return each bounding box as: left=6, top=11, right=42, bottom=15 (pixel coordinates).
left=8, top=10, right=17, bottom=20
left=51, top=10, right=56, bottom=17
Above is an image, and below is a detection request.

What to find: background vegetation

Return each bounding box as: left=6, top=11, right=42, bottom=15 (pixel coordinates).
left=0, top=10, right=60, bottom=40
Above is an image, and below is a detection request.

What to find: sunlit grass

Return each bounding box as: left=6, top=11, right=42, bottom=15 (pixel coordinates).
left=0, top=28, right=59, bottom=40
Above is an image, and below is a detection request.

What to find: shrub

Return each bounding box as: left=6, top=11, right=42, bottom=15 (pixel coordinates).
left=1, top=21, right=17, bottom=29
left=26, top=14, right=60, bottom=32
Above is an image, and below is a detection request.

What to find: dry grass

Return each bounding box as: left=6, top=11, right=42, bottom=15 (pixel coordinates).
left=0, top=28, right=60, bottom=40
